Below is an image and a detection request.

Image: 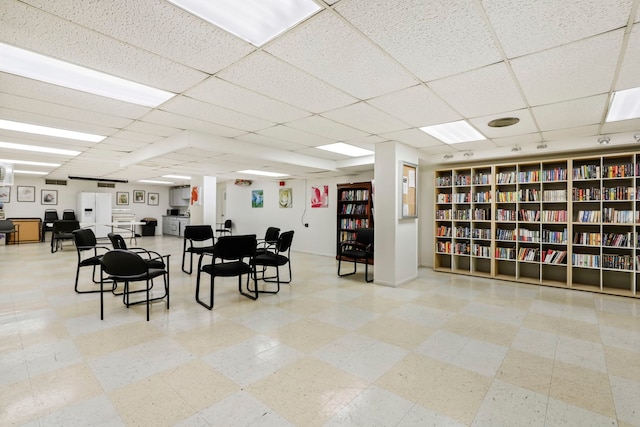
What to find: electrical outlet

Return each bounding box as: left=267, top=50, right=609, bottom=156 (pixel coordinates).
left=304, top=223, right=309, bottom=228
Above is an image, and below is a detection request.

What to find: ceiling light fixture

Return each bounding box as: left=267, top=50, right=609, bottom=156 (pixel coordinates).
left=162, top=174, right=191, bottom=180
left=167, top=0, right=321, bottom=47
left=138, top=179, right=174, bottom=184
left=316, top=142, right=374, bottom=157
left=14, top=170, right=48, bottom=175
left=0, top=141, right=80, bottom=156
left=536, top=143, right=548, bottom=150
left=0, top=119, right=105, bottom=143
left=463, top=151, right=474, bottom=157
left=443, top=154, right=454, bottom=159
left=0, top=43, right=175, bottom=107
left=598, top=136, right=610, bottom=145
left=488, top=117, right=520, bottom=128
left=606, top=86, right=640, bottom=122
left=238, top=169, right=289, bottom=177
left=420, top=120, right=486, bottom=144
left=511, top=146, right=522, bottom=152
left=634, top=133, right=640, bottom=143
left=0, top=158, right=60, bottom=167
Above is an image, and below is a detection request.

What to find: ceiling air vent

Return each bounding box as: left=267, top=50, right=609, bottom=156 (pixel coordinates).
left=45, top=179, right=67, bottom=186
left=97, top=182, right=115, bottom=188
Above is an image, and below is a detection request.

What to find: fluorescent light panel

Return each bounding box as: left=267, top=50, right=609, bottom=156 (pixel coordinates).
left=317, top=142, right=374, bottom=157
left=238, top=170, right=289, bottom=177
left=167, top=0, right=321, bottom=47
left=0, top=119, right=105, bottom=143
left=162, top=174, right=191, bottom=180
left=14, top=170, right=48, bottom=175
left=606, top=86, right=640, bottom=122
left=138, top=179, right=174, bottom=184
left=0, top=43, right=175, bottom=107
left=0, top=141, right=80, bottom=156
left=420, top=120, right=486, bottom=144
left=0, top=158, right=60, bottom=167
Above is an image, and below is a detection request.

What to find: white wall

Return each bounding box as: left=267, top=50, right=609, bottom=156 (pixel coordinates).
left=1, top=176, right=171, bottom=235
left=225, top=172, right=374, bottom=257
left=419, top=165, right=436, bottom=267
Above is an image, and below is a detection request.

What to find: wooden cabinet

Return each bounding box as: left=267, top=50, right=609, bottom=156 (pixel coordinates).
left=6, top=218, right=42, bottom=244
left=434, top=151, right=640, bottom=298
left=336, top=182, right=374, bottom=260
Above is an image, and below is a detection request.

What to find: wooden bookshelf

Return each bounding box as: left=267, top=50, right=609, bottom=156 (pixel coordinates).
left=434, top=151, right=640, bottom=298
left=336, top=182, right=374, bottom=262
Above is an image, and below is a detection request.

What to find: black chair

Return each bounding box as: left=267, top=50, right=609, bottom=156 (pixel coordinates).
left=51, top=220, right=80, bottom=253
left=215, top=219, right=232, bottom=237
left=252, top=230, right=294, bottom=294
left=0, top=219, right=19, bottom=245
left=41, top=209, right=58, bottom=242
left=108, top=233, right=166, bottom=269
left=73, top=228, right=111, bottom=294
left=338, top=228, right=374, bottom=282
left=256, top=226, right=280, bottom=255
left=181, top=225, right=215, bottom=274
left=195, top=234, right=258, bottom=310
left=62, top=209, right=76, bottom=220
left=99, top=249, right=170, bottom=321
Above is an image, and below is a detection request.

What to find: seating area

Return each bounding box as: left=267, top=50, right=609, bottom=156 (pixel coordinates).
left=0, top=219, right=19, bottom=245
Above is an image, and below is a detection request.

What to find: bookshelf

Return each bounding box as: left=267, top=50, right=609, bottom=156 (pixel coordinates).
left=434, top=151, right=640, bottom=298
left=336, top=182, right=374, bottom=262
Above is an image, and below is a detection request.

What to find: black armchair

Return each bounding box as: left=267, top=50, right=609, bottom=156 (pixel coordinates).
left=41, top=209, right=58, bottom=242
left=0, top=219, right=19, bottom=245
left=108, top=233, right=165, bottom=269
left=181, top=225, right=215, bottom=274
left=62, top=209, right=76, bottom=220
left=73, top=228, right=112, bottom=294
left=99, top=249, right=170, bottom=321
left=256, top=226, right=280, bottom=255
left=195, top=234, right=258, bottom=310
left=215, top=219, right=232, bottom=237
left=51, top=220, right=80, bottom=253
left=252, top=230, right=294, bottom=294
left=337, top=228, right=374, bottom=282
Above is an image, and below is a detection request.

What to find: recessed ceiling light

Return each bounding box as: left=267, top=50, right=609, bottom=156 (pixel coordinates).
left=162, top=175, right=191, bottom=180
left=238, top=170, right=289, bottom=177
left=420, top=120, right=486, bottom=144
left=0, top=43, right=175, bottom=107
left=0, top=141, right=80, bottom=156
left=0, top=119, right=105, bottom=143
left=488, top=117, right=520, bottom=128
left=606, top=86, right=640, bottom=122
left=167, top=0, right=321, bottom=47
left=14, top=170, right=48, bottom=175
left=138, top=179, right=174, bottom=184
left=316, top=142, right=374, bottom=157
left=0, top=158, right=60, bottom=167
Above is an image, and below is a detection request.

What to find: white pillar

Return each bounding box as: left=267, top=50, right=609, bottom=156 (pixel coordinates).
left=373, top=141, right=419, bottom=287
left=188, top=176, right=216, bottom=226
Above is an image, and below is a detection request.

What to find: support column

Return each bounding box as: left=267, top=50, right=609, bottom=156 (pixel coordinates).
left=373, top=141, right=419, bottom=287
left=188, top=176, right=216, bottom=225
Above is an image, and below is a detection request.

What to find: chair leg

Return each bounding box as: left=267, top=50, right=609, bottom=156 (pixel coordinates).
left=365, top=259, right=373, bottom=283
left=195, top=269, right=213, bottom=310
left=181, top=250, right=193, bottom=274
left=337, top=256, right=357, bottom=277
left=239, top=272, right=258, bottom=300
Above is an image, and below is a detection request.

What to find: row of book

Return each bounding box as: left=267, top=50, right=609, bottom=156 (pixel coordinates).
left=455, top=226, right=470, bottom=238
left=542, top=190, right=567, bottom=202
left=602, top=254, right=634, bottom=270
left=518, top=229, right=541, bottom=242
left=340, top=204, right=368, bottom=215
left=496, top=229, right=517, bottom=240
left=473, top=173, right=491, bottom=185
left=540, top=210, right=568, bottom=222
left=473, top=192, right=491, bottom=203
left=455, top=175, right=472, bottom=186
left=602, top=232, right=633, bottom=247
left=518, top=247, right=539, bottom=261
left=472, top=228, right=492, bottom=239
left=496, top=171, right=517, bottom=184
left=339, top=189, right=369, bottom=201
left=572, top=254, right=599, bottom=268
left=602, top=164, right=635, bottom=178
left=602, top=209, right=636, bottom=223
left=453, top=193, right=471, bottom=203
left=496, top=191, right=518, bottom=202
left=543, top=168, right=568, bottom=182
left=602, top=186, right=635, bottom=201
left=519, top=209, right=540, bottom=222
left=437, top=193, right=451, bottom=203
left=496, top=247, right=516, bottom=260
left=575, top=210, right=601, bottom=223
left=572, top=187, right=601, bottom=201
left=543, top=229, right=567, bottom=244
left=472, top=244, right=491, bottom=257
left=339, top=218, right=370, bottom=230
left=436, top=225, right=451, bottom=237
left=541, top=249, right=567, bottom=264
left=436, top=176, right=452, bottom=186
left=573, top=232, right=600, bottom=245
left=573, top=165, right=601, bottom=180
left=496, top=209, right=517, bottom=221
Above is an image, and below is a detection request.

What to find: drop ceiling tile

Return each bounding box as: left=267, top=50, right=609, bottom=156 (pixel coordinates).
left=256, top=125, right=334, bottom=147
left=336, top=0, right=502, bottom=81
left=234, top=133, right=308, bottom=152
left=122, top=121, right=180, bottom=138
left=97, top=138, right=148, bottom=150
left=161, top=96, right=274, bottom=132
left=448, top=139, right=499, bottom=152
left=266, top=11, right=416, bottom=99
left=143, top=111, right=246, bottom=138
left=367, top=85, right=461, bottom=127
left=469, top=108, right=538, bottom=138
left=0, top=108, right=116, bottom=137
left=483, top=0, right=633, bottom=58
left=378, top=128, right=445, bottom=148
left=601, top=118, right=640, bottom=134
left=615, top=24, right=640, bottom=90
left=0, top=75, right=152, bottom=119
left=109, top=131, right=165, bottom=144
left=22, top=0, right=256, bottom=74
left=218, top=51, right=357, bottom=113
left=284, top=115, right=368, bottom=141
left=512, top=30, right=624, bottom=106
left=1, top=1, right=207, bottom=92
left=186, top=78, right=311, bottom=123
left=532, top=95, right=607, bottom=132
left=321, top=102, right=410, bottom=134
left=429, top=63, right=527, bottom=118
left=492, top=133, right=542, bottom=147
left=342, top=135, right=386, bottom=147
left=295, top=147, right=350, bottom=161
left=542, top=125, right=600, bottom=141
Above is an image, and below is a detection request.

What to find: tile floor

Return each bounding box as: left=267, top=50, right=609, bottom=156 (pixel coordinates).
left=2, top=235, right=640, bottom=426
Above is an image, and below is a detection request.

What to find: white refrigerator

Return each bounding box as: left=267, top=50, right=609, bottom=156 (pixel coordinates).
left=78, top=192, right=112, bottom=238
